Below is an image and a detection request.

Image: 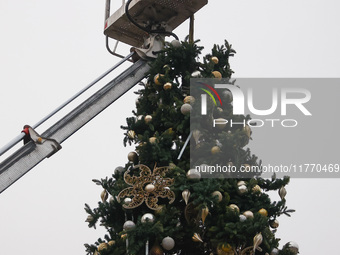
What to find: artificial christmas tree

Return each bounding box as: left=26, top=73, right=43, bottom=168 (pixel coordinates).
left=84, top=38, right=298, bottom=255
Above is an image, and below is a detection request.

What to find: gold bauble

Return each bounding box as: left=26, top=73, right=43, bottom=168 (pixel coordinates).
left=215, top=118, right=227, bottom=130
left=244, top=125, right=251, bottom=138
left=169, top=162, right=176, bottom=169
left=150, top=243, right=163, bottom=255
left=192, top=233, right=203, bottom=243
left=145, top=115, right=153, bottom=124
left=243, top=210, right=254, bottom=219
left=221, top=243, right=232, bottom=252
left=217, top=247, right=233, bottom=255
left=186, top=169, right=201, bottom=179
left=149, top=137, right=157, bottom=144
left=100, top=190, right=108, bottom=202
left=212, top=70, right=222, bottom=79
left=201, top=206, right=209, bottom=224
left=182, top=189, right=191, bottom=205
left=108, top=240, right=115, bottom=246
left=211, top=56, right=219, bottom=64
left=211, top=146, right=221, bottom=154
left=163, top=64, right=171, bottom=72
left=97, top=242, right=108, bottom=252
left=127, top=130, right=136, bottom=139
left=154, top=73, right=164, bottom=85
left=127, top=151, right=138, bottom=162
left=238, top=184, right=248, bottom=195
left=228, top=204, right=240, bottom=213
left=183, top=95, right=195, bottom=104
left=237, top=180, right=246, bottom=187
left=192, top=129, right=202, bottom=144
left=85, top=215, right=94, bottom=223
left=212, top=191, right=223, bottom=202
left=163, top=82, right=172, bottom=90
left=242, top=164, right=251, bottom=172
left=155, top=204, right=165, bottom=215
left=279, top=186, right=287, bottom=200
left=252, top=184, right=261, bottom=193
left=253, top=233, right=263, bottom=252
left=258, top=208, right=268, bottom=217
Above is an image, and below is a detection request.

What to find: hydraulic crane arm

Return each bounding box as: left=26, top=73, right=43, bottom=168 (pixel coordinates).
left=0, top=59, right=150, bottom=193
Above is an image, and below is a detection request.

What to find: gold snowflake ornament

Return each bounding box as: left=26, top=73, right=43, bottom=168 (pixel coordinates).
left=117, top=164, right=175, bottom=210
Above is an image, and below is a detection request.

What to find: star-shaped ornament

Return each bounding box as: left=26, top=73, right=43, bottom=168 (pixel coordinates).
left=117, top=164, right=175, bottom=210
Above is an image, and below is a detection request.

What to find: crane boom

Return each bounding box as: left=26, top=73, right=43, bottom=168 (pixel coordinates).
left=0, top=59, right=150, bottom=193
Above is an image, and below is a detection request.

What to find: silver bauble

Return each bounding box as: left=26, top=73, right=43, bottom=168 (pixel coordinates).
left=287, top=241, right=299, bottom=254
left=222, top=90, right=233, bottom=103
left=123, top=220, right=135, bottom=230
left=124, top=197, right=132, bottom=205
left=269, top=219, right=279, bottom=228
left=114, top=166, right=125, bottom=174
left=180, top=103, right=192, bottom=115
left=191, top=70, right=202, bottom=77
left=239, top=215, right=247, bottom=222
left=141, top=213, right=155, bottom=223
left=270, top=248, right=279, bottom=255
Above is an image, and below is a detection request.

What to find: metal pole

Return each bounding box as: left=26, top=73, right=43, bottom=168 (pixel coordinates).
left=189, top=14, right=194, bottom=44
left=105, top=0, right=111, bottom=21
left=0, top=133, right=25, bottom=157
left=32, top=52, right=134, bottom=129
left=0, top=52, right=133, bottom=157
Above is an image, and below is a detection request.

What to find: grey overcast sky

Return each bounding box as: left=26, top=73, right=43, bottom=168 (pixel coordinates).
left=0, top=0, right=339, bottom=254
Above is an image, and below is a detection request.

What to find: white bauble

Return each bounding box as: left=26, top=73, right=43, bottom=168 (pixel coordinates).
left=239, top=215, right=247, bottom=222
left=145, top=183, right=156, bottom=192
left=171, top=40, right=181, bottom=48
left=161, top=236, right=175, bottom=250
